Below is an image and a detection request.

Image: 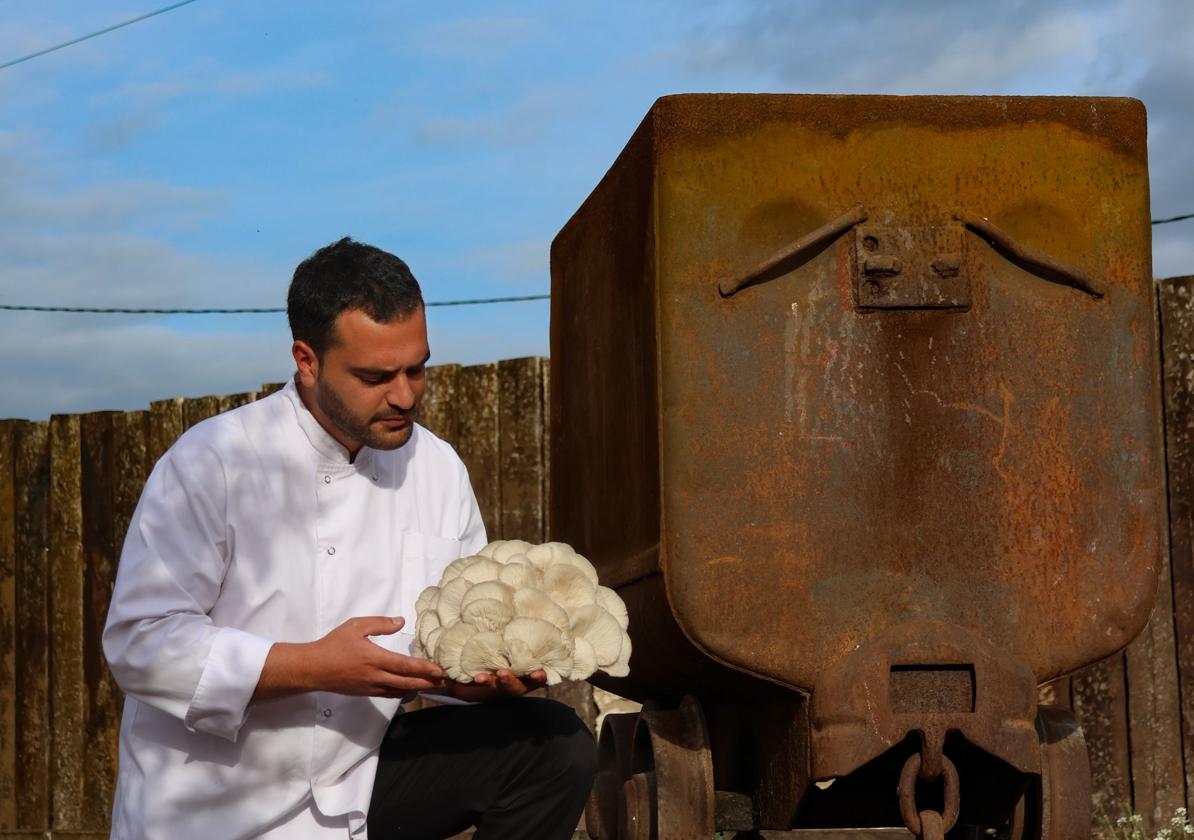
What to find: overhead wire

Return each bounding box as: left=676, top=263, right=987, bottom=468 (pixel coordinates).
left=4, top=207, right=1192, bottom=315
left=0, top=294, right=551, bottom=315
left=1154, top=212, right=1194, bottom=226
left=0, top=0, right=202, bottom=71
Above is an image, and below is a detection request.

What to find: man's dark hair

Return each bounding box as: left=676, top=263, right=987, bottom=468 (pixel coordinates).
left=287, top=237, right=424, bottom=355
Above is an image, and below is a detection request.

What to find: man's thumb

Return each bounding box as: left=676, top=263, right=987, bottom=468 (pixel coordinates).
left=360, top=616, right=405, bottom=636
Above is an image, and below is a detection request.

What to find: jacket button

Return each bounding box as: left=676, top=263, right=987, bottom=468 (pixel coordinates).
left=326, top=546, right=336, bottom=556
left=323, top=475, right=332, bottom=484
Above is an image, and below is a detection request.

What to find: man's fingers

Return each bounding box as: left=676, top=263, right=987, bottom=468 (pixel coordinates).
left=374, top=675, right=444, bottom=694
left=372, top=649, right=445, bottom=680
left=352, top=615, right=406, bottom=637
left=494, top=669, right=530, bottom=695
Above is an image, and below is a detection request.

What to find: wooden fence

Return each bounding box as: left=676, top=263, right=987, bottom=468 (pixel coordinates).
left=0, top=358, right=558, bottom=837
left=2, top=276, right=1194, bottom=836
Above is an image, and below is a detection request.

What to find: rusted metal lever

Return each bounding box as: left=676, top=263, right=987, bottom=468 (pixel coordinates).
left=958, top=214, right=1105, bottom=298
left=718, top=205, right=869, bottom=298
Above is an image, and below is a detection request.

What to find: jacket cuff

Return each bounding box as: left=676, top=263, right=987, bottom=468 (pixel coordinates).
left=184, top=627, right=273, bottom=741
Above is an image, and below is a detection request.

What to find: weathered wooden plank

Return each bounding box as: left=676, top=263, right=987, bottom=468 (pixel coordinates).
left=218, top=392, right=257, bottom=413
left=1071, top=654, right=1132, bottom=830
left=456, top=364, right=501, bottom=539
left=80, top=413, right=122, bottom=832
left=535, top=358, right=592, bottom=719
left=13, top=422, right=50, bottom=830
left=421, top=364, right=460, bottom=446
left=1125, top=552, right=1184, bottom=831
left=1159, top=275, right=1194, bottom=814
left=182, top=396, right=222, bottom=430
left=112, top=412, right=150, bottom=548
left=147, top=398, right=184, bottom=466
left=497, top=358, right=545, bottom=543
left=541, top=358, right=551, bottom=543
left=0, top=423, right=16, bottom=830
left=48, top=415, right=85, bottom=831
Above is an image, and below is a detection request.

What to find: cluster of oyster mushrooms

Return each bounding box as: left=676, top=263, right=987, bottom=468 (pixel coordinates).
left=412, top=540, right=631, bottom=685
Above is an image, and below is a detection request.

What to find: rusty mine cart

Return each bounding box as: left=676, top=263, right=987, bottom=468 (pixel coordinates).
left=549, top=95, right=1164, bottom=839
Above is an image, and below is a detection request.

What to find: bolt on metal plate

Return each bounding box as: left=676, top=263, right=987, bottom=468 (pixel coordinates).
left=855, top=223, right=970, bottom=310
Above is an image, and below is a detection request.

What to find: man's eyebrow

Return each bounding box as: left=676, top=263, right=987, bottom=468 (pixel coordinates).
left=349, top=353, right=431, bottom=377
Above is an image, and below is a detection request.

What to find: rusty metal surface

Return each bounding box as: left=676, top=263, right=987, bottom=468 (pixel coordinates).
left=586, top=712, right=638, bottom=840
left=626, top=697, right=715, bottom=840
left=1036, top=706, right=1091, bottom=840
left=810, top=620, right=1038, bottom=780
left=655, top=93, right=1160, bottom=696
left=728, top=832, right=913, bottom=839
left=552, top=94, right=1162, bottom=703
left=552, top=93, right=1160, bottom=833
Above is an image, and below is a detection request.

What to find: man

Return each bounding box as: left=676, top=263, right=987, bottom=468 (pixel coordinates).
left=103, top=238, right=595, bottom=839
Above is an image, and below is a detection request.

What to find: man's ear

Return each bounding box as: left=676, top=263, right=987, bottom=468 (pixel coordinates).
left=293, top=340, right=319, bottom=387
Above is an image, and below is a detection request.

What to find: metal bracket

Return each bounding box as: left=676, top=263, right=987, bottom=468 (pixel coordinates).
left=855, top=223, right=970, bottom=311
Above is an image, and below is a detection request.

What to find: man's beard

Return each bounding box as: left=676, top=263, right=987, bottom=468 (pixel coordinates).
left=316, top=376, right=415, bottom=452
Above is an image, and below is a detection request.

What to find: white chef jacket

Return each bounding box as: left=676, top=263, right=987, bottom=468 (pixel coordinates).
left=102, top=378, right=487, bottom=840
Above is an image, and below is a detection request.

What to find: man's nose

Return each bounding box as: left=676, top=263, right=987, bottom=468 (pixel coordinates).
left=386, top=376, right=416, bottom=410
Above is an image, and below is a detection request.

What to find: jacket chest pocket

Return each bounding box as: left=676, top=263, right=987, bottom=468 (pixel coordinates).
left=386, top=532, right=465, bottom=654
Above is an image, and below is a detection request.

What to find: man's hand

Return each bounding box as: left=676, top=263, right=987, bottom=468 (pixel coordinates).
left=437, top=668, right=549, bottom=703
left=253, top=616, right=445, bottom=702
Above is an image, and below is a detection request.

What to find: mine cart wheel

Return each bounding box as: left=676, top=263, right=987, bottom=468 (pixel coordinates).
left=1034, top=705, right=1092, bottom=840
left=586, top=712, right=640, bottom=840
left=619, top=695, right=715, bottom=840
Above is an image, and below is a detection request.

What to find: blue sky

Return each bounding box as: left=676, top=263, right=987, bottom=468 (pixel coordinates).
left=1, top=0, right=1192, bottom=418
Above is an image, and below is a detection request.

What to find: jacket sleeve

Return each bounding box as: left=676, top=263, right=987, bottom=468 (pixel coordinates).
left=457, top=458, right=488, bottom=556
left=102, top=439, right=273, bottom=742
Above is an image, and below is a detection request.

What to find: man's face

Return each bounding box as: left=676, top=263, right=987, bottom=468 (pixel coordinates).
left=295, top=307, right=430, bottom=454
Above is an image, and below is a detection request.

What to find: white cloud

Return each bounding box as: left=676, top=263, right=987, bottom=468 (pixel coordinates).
left=0, top=317, right=292, bottom=420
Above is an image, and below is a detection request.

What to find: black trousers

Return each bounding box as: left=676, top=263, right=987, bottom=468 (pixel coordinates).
left=368, top=697, right=597, bottom=840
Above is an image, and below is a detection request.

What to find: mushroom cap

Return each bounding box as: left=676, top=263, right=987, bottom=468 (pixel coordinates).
left=511, top=587, right=570, bottom=632
left=569, top=636, right=598, bottom=681
left=437, top=621, right=480, bottom=681
left=498, top=560, right=543, bottom=590
left=524, top=542, right=567, bottom=571
left=571, top=604, right=624, bottom=668
left=458, top=631, right=511, bottom=682
left=542, top=564, right=598, bottom=614
left=424, top=625, right=444, bottom=659
left=540, top=647, right=574, bottom=686
left=457, top=557, right=504, bottom=585
left=415, top=585, right=440, bottom=616
left=460, top=597, right=514, bottom=633
left=440, top=554, right=480, bottom=582
left=492, top=540, right=535, bottom=564
left=460, top=580, right=515, bottom=611
left=604, top=631, right=632, bottom=678
left=503, top=616, right=569, bottom=676
left=595, top=586, right=629, bottom=631
left=532, top=543, right=598, bottom=586
left=416, top=609, right=441, bottom=648
left=435, top=576, right=473, bottom=626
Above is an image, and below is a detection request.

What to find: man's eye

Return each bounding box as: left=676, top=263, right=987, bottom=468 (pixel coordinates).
left=359, top=376, right=383, bottom=386
left=409, top=366, right=426, bottom=379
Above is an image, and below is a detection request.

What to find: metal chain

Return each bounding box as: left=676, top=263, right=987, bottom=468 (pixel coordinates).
left=897, top=750, right=960, bottom=838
